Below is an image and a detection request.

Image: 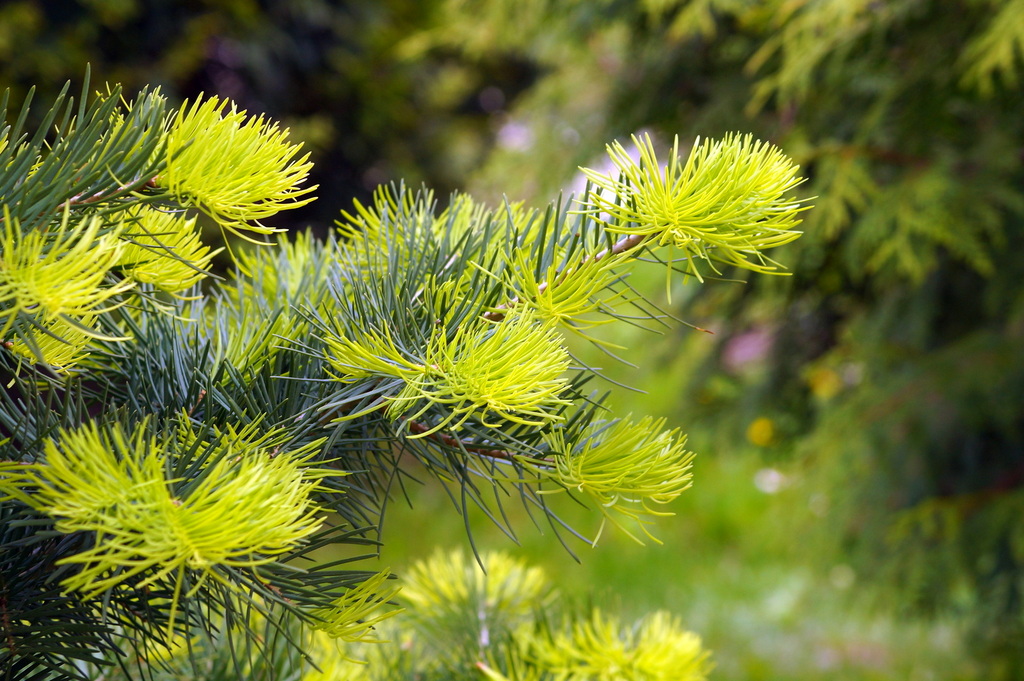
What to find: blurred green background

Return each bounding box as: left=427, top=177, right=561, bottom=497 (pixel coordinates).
left=6, top=0, right=1024, bottom=678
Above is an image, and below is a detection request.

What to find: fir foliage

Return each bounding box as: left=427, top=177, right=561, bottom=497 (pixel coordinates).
left=7, top=0, right=1021, bottom=674
left=579, top=133, right=805, bottom=281
left=65, top=549, right=712, bottom=681
left=0, top=75, right=807, bottom=678
left=347, top=550, right=712, bottom=681
left=160, top=94, right=316, bottom=240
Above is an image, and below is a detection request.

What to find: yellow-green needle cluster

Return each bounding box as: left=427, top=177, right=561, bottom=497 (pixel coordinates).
left=581, top=132, right=808, bottom=280
left=538, top=416, right=695, bottom=544
left=0, top=207, right=132, bottom=338
left=0, top=85, right=318, bottom=371
left=309, top=570, right=403, bottom=643
left=0, top=418, right=330, bottom=632
left=326, top=313, right=572, bottom=434
left=6, top=314, right=99, bottom=370
left=161, top=95, right=316, bottom=240
left=116, top=206, right=220, bottom=293
left=522, top=610, right=711, bottom=681
left=411, top=314, right=572, bottom=431
left=504, top=248, right=630, bottom=331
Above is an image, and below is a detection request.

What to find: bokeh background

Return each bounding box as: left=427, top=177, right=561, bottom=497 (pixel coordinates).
left=5, top=1, right=1024, bottom=678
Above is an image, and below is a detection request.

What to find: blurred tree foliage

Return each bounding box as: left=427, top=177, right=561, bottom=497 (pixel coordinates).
left=0, top=0, right=538, bottom=229
left=9, top=0, right=1024, bottom=675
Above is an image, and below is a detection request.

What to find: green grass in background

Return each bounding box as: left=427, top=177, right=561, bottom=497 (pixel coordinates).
left=374, top=452, right=974, bottom=680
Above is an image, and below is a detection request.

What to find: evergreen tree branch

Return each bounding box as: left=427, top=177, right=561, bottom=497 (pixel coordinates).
left=0, top=75, right=809, bottom=677
left=483, top=231, right=649, bottom=322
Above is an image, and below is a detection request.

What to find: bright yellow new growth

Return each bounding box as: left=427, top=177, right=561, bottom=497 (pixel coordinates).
left=324, top=324, right=425, bottom=384
left=309, top=570, right=403, bottom=643
left=0, top=419, right=328, bottom=615
left=0, top=206, right=133, bottom=339
left=526, top=609, right=712, bottom=681
left=116, top=206, right=220, bottom=293
left=6, top=314, right=98, bottom=372
left=505, top=248, right=629, bottom=330
left=161, top=95, right=316, bottom=240
left=402, top=314, right=572, bottom=435
left=539, top=416, right=695, bottom=544
left=580, top=132, right=808, bottom=281
left=325, top=314, right=572, bottom=435
left=401, top=549, right=553, bottom=621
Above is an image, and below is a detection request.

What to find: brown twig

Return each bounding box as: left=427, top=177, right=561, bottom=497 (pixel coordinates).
left=406, top=420, right=515, bottom=460
left=188, top=389, right=207, bottom=417
left=405, top=420, right=553, bottom=466
left=64, top=175, right=160, bottom=208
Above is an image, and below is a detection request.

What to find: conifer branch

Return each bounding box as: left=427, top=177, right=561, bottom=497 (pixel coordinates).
left=484, top=232, right=649, bottom=322
left=406, top=419, right=544, bottom=464
left=0, top=77, right=809, bottom=678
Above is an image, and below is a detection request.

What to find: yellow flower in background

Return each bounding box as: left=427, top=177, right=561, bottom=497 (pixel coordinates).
left=805, top=366, right=844, bottom=400
left=746, top=416, right=776, bottom=447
